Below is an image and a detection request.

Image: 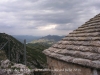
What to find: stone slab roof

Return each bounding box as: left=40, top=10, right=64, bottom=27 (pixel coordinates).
left=43, top=14, right=100, bottom=69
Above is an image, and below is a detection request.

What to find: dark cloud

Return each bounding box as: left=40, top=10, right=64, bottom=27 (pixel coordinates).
left=0, top=0, right=100, bottom=35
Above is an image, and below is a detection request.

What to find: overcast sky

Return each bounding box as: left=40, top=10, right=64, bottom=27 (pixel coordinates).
left=0, top=0, right=100, bottom=36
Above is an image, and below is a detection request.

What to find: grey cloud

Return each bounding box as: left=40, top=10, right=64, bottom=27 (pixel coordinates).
left=0, top=23, right=15, bottom=28
left=0, top=0, right=100, bottom=35
left=39, top=0, right=88, bottom=11
left=55, top=23, right=79, bottom=31
left=17, top=0, right=98, bottom=25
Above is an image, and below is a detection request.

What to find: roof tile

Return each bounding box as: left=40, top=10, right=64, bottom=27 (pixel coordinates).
left=43, top=13, right=100, bottom=69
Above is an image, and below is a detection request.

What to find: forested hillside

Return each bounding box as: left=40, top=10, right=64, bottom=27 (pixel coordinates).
left=0, top=33, right=49, bottom=69
left=0, top=33, right=52, bottom=75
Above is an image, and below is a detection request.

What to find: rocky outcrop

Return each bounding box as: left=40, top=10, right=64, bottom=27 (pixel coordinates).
left=0, top=59, right=31, bottom=75
left=0, top=49, right=31, bottom=75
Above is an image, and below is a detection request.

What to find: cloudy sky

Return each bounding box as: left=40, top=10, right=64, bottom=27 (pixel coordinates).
left=0, top=0, right=100, bottom=36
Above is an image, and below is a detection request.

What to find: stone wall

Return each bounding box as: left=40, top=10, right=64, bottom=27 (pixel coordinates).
left=47, top=57, right=93, bottom=75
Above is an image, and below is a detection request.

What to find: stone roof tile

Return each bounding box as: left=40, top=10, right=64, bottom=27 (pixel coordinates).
left=43, top=13, right=100, bottom=69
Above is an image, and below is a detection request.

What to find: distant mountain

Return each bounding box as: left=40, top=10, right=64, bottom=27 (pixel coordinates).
left=30, top=35, right=65, bottom=45
left=12, top=35, right=41, bottom=43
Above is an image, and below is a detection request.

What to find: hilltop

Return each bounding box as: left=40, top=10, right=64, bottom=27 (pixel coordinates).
left=30, top=35, right=64, bottom=45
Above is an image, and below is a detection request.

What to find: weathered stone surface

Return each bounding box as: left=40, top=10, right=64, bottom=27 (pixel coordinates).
left=43, top=13, right=100, bottom=70
left=47, top=57, right=92, bottom=75
left=0, top=59, right=31, bottom=75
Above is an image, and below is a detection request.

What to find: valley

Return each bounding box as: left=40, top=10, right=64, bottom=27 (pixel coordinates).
left=0, top=33, right=64, bottom=75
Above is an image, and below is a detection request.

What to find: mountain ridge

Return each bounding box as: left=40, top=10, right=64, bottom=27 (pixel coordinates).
left=30, top=35, right=64, bottom=45
left=0, top=33, right=61, bottom=75
left=0, top=33, right=48, bottom=69
left=12, top=35, right=41, bottom=43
